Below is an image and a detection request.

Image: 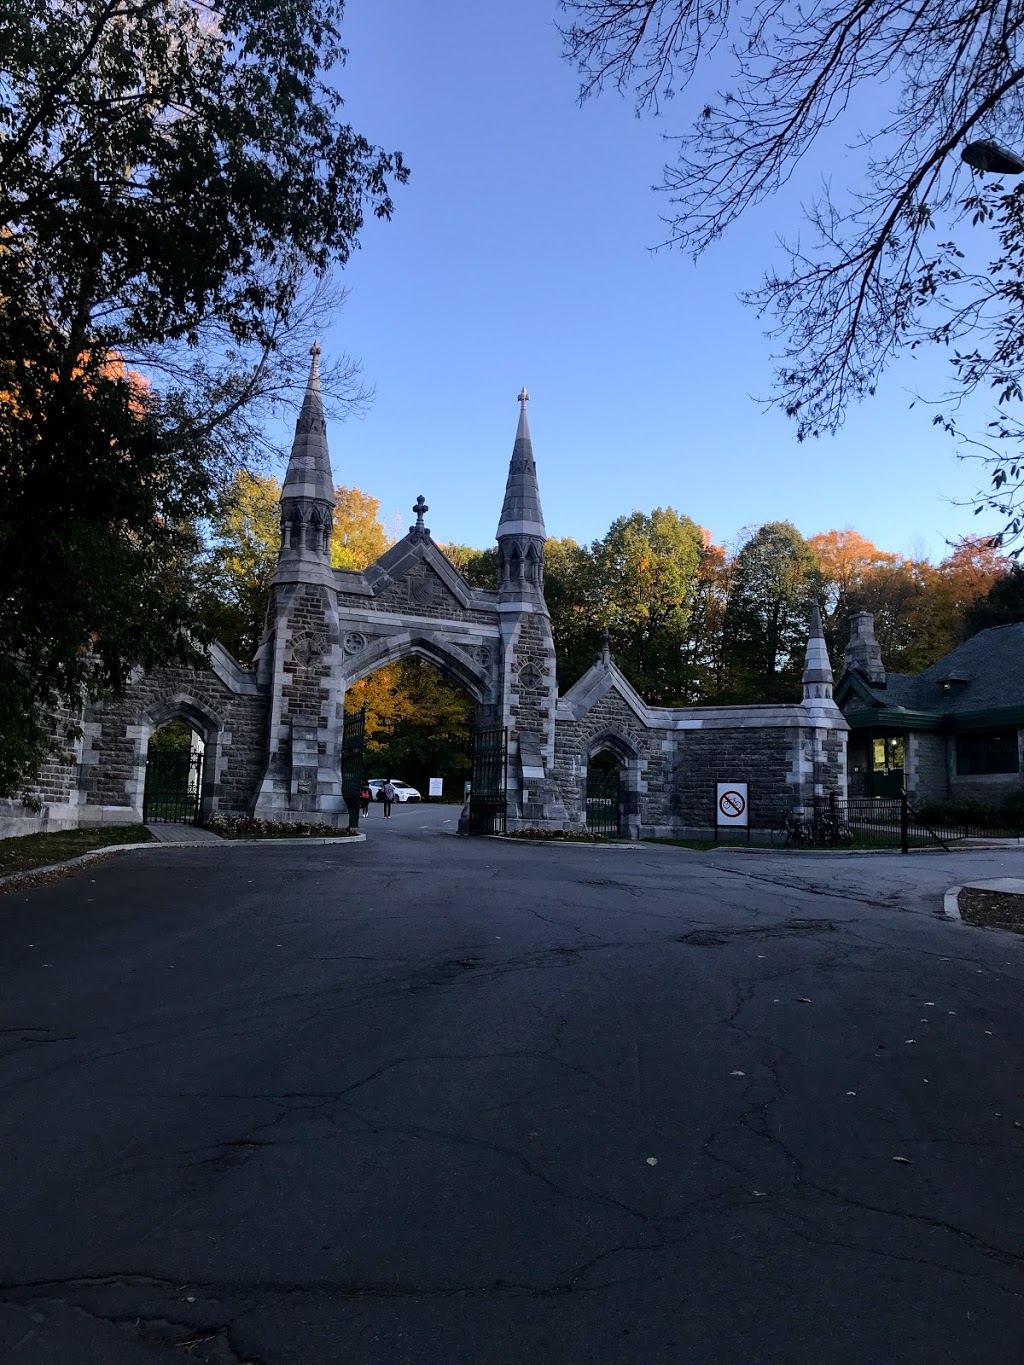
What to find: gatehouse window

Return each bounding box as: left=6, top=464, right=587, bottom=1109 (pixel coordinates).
left=955, top=731, right=1020, bottom=776
left=872, top=736, right=904, bottom=772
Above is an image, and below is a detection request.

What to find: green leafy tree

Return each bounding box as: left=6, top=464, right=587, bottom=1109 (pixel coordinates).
left=680, top=537, right=732, bottom=701
left=0, top=0, right=405, bottom=795
left=544, top=537, right=603, bottom=690
left=965, top=562, right=1024, bottom=633
left=0, top=338, right=213, bottom=793
left=722, top=522, right=823, bottom=702
left=595, top=508, right=704, bottom=703
left=201, top=472, right=284, bottom=664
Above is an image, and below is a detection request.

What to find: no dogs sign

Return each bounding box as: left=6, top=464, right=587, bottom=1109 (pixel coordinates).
left=716, top=782, right=749, bottom=827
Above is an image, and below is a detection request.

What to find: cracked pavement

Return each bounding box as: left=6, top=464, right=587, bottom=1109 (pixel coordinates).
left=1, top=806, right=1023, bottom=1363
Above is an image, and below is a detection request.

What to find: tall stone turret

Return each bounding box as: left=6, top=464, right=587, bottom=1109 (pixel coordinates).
left=802, top=603, right=835, bottom=702
left=496, top=388, right=546, bottom=598
left=253, top=343, right=344, bottom=825
left=276, top=342, right=335, bottom=585
left=494, top=389, right=566, bottom=827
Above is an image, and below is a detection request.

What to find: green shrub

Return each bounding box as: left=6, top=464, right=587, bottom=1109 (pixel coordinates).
left=915, top=795, right=1024, bottom=830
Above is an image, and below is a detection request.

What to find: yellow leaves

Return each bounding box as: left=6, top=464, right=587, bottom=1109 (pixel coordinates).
left=331, top=485, right=393, bottom=570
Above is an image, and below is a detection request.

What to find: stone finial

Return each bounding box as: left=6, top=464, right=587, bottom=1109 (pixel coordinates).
left=410, top=494, right=430, bottom=537
left=518, top=386, right=530, bottom=405
left=598, top=627, right=611, bottom=665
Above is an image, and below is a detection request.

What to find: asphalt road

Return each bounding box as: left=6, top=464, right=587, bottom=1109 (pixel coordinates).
left=2, top=812, right=1023, bottom=1364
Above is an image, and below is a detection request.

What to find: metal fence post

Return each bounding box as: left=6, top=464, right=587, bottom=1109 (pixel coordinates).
left=900, top=789, right=910, bottom=855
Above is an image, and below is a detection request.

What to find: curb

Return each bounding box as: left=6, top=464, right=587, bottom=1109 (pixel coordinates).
left=0, top=832, right=366, bottom=892
left=943, top=886, right=963, bottom=921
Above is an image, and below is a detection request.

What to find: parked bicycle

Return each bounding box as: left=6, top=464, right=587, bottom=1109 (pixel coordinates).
left=771, top=814, right=815, bottom=847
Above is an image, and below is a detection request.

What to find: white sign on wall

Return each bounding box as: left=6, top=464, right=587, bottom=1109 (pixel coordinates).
left=716, top=782, right=748, bottom=827
left=429, top=777, right=443, bottom=798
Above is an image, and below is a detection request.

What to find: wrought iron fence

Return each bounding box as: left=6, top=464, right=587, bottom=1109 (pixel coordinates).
left=808, top=793, right=1023, bottom=852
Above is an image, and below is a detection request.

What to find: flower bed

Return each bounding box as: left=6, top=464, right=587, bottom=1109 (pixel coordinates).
left=202, top=815, right=358, bottom=840
left=503, top=828, right=611, bottom=842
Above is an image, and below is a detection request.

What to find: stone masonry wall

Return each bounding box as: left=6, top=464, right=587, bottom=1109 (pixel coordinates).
left=554, top=687, right=671, bottom=831
left=79, top=665, right=267, bottom=817
left=907, top=732, right=949, bottom=804
left=675, top=727, right=795, bottom=830
left=343, top=561, right=496, bottom=627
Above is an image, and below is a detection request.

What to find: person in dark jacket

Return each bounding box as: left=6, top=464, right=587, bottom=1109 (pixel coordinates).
left=382, top=780, right=397, bottom=818
left=360, top=783, right=371, bottom=816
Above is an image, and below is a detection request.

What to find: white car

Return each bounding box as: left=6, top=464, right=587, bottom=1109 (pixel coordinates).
left=367, top=779, right=422, bottom=803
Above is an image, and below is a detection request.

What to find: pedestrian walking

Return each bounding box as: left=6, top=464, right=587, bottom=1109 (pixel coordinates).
left=360, top=782, right=371, bottom=816
left=382, top=779, right=397, bottom=819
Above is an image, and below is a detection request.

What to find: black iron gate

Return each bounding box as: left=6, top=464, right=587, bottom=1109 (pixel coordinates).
left=341, top=707, right=366, bottom=830
left=468, top=724, right=508, bottom=835
left=586, top=767, right=621, bottom=836
left=143, top=751, right=203, bottom=824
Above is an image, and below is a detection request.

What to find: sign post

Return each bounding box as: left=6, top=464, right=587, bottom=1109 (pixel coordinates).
left=429, top=777, right=443, bottom=800
left=715, top=782, right=749, bottom=843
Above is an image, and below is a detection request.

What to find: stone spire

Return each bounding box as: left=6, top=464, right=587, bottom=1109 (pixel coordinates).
left=802, top=604, right=835, bottom=702
left=278, top=343, right=335, bottom=572
left=496, top=387, right=546, bottom=595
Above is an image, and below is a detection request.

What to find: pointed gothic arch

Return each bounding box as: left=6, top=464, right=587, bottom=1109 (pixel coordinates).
left=342, top=632, right=494, bottom=708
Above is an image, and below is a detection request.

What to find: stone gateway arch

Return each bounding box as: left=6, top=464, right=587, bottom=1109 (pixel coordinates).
left=2, top=350, right=849, bottom=839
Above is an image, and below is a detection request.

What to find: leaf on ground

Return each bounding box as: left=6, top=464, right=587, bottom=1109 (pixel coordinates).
left=797, top=997, right=812, bottom=1003
left=730, top=1070, right=746, bottom=1076
left=892, top=1156, right=912, bottom=1164
left=646, top=1157, right=658, bottom=1166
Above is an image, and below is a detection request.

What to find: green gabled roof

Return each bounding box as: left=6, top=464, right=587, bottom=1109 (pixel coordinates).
left=838, top=623, right=1024, bottom=732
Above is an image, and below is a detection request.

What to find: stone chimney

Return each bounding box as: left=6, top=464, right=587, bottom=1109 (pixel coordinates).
left=844, top=611, right=886, bottom=686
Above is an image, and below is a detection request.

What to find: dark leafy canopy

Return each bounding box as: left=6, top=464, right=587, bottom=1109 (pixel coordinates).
left=965, top=561, right=1024, bottom=631
left=722, top=522, right=823, bottom=703
left=0, top=0, right=406, bottom=795
left=560, top=0, right=1024, bottom=534
left=0, top=325, right=213, bottom=792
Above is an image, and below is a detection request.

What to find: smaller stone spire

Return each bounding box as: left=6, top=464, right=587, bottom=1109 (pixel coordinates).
left=277, top=343, right=336, bottom=574
left=281, top=343, right=335, bottom=506
left=802, top=603, right=835, bottom=702
left=496, top=387, right=546, bottom=543
left=598, top=627, right=611, bottom=666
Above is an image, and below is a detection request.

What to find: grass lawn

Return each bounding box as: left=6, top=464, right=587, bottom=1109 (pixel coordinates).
left=0, top=824, right=153, bottom=878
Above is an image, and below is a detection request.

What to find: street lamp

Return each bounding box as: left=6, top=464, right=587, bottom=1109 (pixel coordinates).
left=961, top=138, right=1024, bottom=174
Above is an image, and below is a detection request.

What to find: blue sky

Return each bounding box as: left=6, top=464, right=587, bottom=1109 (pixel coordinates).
left=279, top=0, right=1002, bottom=561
